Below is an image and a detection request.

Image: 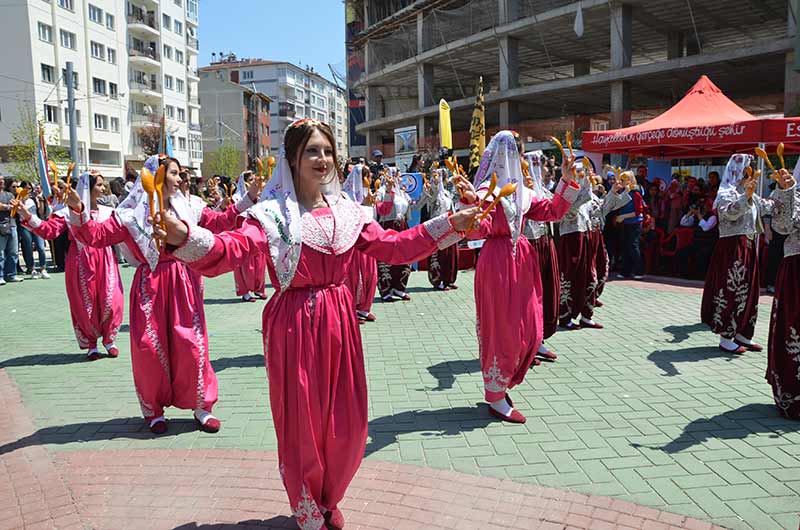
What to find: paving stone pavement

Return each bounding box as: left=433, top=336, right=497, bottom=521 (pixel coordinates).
left=1, top=267, right=799, bottom=530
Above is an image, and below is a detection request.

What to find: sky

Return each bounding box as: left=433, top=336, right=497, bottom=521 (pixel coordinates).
left=198, top=0, right=347, bottom=85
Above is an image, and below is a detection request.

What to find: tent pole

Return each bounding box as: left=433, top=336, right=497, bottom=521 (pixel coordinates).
left=757, top=143, right=766, bottom=198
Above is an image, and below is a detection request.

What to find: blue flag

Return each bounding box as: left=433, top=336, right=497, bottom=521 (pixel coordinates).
left=37, top=127, right=51, bottom=199
left=399, top=172, right=423, bottom=200
left=158, top=115, right=174, bottom=157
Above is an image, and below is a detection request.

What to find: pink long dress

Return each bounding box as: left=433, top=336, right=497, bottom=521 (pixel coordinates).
left=68, top=204, right=243, bottom=420
left=470, top=184, right=575, bottom=402
left=233, top=240, right=268, bottom=296
left=25, top=208, right=123, bottom=350
left=174, top=200, right=460, bottom=530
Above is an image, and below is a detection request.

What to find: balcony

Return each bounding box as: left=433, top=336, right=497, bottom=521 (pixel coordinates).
left=186, top=35, right=199, bottom=54
left=186, top=67, right=200, bottom=81
left=126, top=14, right=159, bottom=37
left=187, top=94, right=200, bottom=108
left=131, top=112, right=158, bottom=128
left=128, top=47, right=160, bottom=69
left=129, top=80, right=162, bottom=101
left=189, top=122, right=202, bottom=132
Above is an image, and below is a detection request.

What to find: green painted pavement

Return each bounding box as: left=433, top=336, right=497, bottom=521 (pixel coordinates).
left=1, top=267, right=799, bottom=530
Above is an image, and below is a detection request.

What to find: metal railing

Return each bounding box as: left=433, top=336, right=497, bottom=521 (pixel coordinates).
left=128, top=47, right=160, bottom=62
left=129, top=79, right=161, bottom=93
left=186, top=35, right=199, bottom=49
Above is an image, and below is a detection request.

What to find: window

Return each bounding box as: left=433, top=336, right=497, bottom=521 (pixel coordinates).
left=41, top=64, right=55, bottom=84
left=177, top=108, right=185, bottom=122
left=178, top=137, right=187, bottom=150
left=176, top=79, right=184, bottom=93
left=174, top=20, right=182, bottom=35
left=187, top=0, right=198, bottom=21
left=109, top=82, right=118, bottom=99
left=64, top=109, right=81, bottom=126
left=94, top=113, right=108, bottom=130
left=163, top=44, right=172, bottom=60
left=44, top=104, right=59, bottom=123
left=59, top=29, right=75, bottom=49
left=164, top=75, right=173, bottom=90
left=61, top=69, right=78, bottom=89
left=57, top=0, right=73, bottom=10
left=105, top=13, right=114, bottom=30
left=90, top=41, right=105, bottom=60
left=175, top=50, right=184, bottom=64
left=162, top=14, right=171, bottom=30
left=165, top=105, right=175, bottom=119
left=242, top=70, right=253, bottom=81
left=88, top=4, right=103, bottom=24
left=107, top=48, right=117, bottom=64
left=110, top=117, right=119, bottom=132
left=92, top=77, right=106, bottom=95
left=38, top=22, right=53, bottom=43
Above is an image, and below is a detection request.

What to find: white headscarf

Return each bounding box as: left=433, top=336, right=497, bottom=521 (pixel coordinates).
left=232, top=172, right=248, bottom=203
left=116, top=155, right=201, bottom=271
left=524, top=150, right=549, bottom=199
left=342, top=163, right=366, bottom=204
left=247, top=122, right=349, bottom=290
left=434, top=168, right=453, bottom=212
left=473, top=131, right=532, bottom=246
left=714, top=153, right=753, bottom=209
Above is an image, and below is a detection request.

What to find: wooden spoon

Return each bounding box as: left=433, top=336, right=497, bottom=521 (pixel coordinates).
left=476, top=172, right=498, bottom=212
left=140, top=168, right=159, bottom=250
left=477, top=182, right=517, bottom=223
left=10, top=188, right=28, bottom=217
left=777, top=143, right=785, bottom=169
left=754, top=147, right=776, bottom=172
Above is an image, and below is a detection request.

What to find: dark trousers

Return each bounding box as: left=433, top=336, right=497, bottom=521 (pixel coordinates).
left=621, top=223, right=643, bottom=277
left=766, top=232, right=787, bottom=287
left=53, top=230, right=70, bottom=272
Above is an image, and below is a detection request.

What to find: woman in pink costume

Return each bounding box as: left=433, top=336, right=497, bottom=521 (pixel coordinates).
left=461, top=131, right=579, bottom=424
left=342, top=163, right=379, bottom=322
left=63, top=155, right=259, bottom=434
left=154, top=119, right=478, bottom=530
left=16, top=171, right=123, bottom=360
left=232, top=171, right=268, bottom=302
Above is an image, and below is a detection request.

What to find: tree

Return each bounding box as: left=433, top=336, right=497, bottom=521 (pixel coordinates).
left=207, top=140, right=242, bottom=177
left=7, top=104, right=69, bottom=182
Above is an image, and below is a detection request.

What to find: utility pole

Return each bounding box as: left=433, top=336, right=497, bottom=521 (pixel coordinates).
left=66, top=61, right=78, bottom=164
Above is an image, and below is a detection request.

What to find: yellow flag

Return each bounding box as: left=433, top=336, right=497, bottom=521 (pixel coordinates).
left=469, top=77, right=485, bottom=172
left=439, top=99, right=452, bottom=149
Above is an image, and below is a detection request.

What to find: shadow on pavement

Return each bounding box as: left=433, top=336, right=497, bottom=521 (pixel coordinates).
left=647, top=345, right=743, bottom=376
left=173, top=517, right=296, bottom=529
left=426, top=359, right=480, bottom=391
left=204, top=298, right=249, bottom=305
left=0, top=353, right=94, bottom=368
left=0, top=417, right=199, bottom=455
left=641, top=403, right=800, bottom=454
left=211, top=354, right=265, bottom=372
left=662, top=322, right=708, bottom=343
left=366, top=405, right=494, bottom=457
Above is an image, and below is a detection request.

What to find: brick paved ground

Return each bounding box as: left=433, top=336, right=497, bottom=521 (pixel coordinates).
left=1, top=267, right=799, bottom=529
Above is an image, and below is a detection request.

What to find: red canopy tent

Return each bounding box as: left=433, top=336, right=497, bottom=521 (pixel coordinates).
left=582, top=75, right=778, bottom=158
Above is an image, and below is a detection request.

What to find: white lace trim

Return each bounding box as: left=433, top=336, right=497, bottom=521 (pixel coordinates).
left=300, top=199, right=366, bottom=255
left=234, top=193, right=255, bottom=214
left=28, top=216, right=43, bottom=229
left=293, top=484, right=324, bottom=530
left=140, top=273, right=170, bottom=375
left=174, top=226, right=215, bottom=263
left=423, top=214, right=460, bottom=250
left=483, top=355, right=510, bottom=394
left=192, top=309, right=206, bottom=410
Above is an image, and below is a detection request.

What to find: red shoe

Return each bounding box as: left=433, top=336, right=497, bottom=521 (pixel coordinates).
left=363, top=312, right=376, bottom=322
left=149, top=418, right=167, bottom=435
left=358, top=320, right=365, bottom=325
left=106, top=346, right=119, bottom=358
left=489, top=407, right=526, bottom=424
left=536, top=350, right=558, bottom=361
left=720, top=344, right=747, bottom=354
left=560, top=321, right=580, bottom=331
left=399, top=294, right=411, bottom=301
left=324, top=507, right=345, bottom=530
left=579, top=320, right=604, bottom=329
left=448, top=284, right=458, bottom=290
left=86, top=351, right=102, bottom=361
left=194, top=412, right=221, bottom=433
left=735, top=340, right=763, bottom=352
left=254, top=292, right=268, bottom=300
left=242, top=295, right=257, bottom=303
left=531, top=357, right=541, bottom=366
left=595, top=300, right=604, bottom=308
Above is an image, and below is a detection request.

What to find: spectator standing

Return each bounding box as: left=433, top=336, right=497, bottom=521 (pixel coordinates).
left=17, top=181, right=50, bottom=279
left=0, top=176, right=23, bottom=285
left=615, top=172, right=645, bottom=279
left=676, top=199, right=719, bottom=278
left=667, top=179, right=683, bottom=233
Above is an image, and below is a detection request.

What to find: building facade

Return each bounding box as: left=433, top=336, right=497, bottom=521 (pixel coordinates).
left=346, top=0, right=795, bottom=161
left=198, top=70, right=271, bottom=177
left=199, top=58, right=349, bottom=157
left=0, top=0, right=202, bottom=179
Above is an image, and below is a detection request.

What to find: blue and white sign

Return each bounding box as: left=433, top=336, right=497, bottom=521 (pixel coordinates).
left=399, top=172, right=423, bottom=200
